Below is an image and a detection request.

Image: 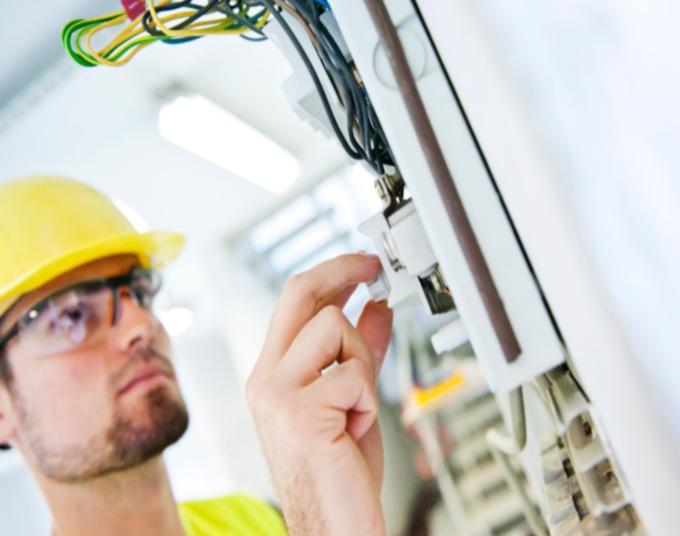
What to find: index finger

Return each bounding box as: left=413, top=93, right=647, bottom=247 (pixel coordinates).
left=259, top=253, right=382, bottom=367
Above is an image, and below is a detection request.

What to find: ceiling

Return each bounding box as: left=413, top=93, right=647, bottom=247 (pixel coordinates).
left=0, top=0, right=349, bottom=248
left=1, top=0, right=113, bottom=106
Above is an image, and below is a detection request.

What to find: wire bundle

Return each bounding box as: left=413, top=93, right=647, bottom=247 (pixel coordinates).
left=262, top=0, right=394, bottom=174
left=62, top=0, right=270, bottom=68
left=62, top=0, right=393, bottom=173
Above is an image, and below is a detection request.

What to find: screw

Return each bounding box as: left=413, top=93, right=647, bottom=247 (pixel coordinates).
left=374, top=179, right=389, bottom=204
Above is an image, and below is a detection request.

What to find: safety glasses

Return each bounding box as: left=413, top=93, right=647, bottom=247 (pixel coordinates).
left=0, top=268, right=161, bottom=358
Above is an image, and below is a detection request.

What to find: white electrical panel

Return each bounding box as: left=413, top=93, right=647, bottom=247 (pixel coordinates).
left=331, top=1, right=566, bottom=395
left=269, top=0, right=680, bottom=534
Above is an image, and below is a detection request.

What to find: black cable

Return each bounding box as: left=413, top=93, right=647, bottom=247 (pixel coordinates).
left=220, top=0, right=265, bottom=35
left=285, top=0, right=393, bottom=172
left=142, top=0, right=222, bottom=37
left=142, top=1, right=199, bottom=36
left=314, top=35, right=366, bottom=159
left=239, top=33, right=268, bottom=41
left=258, top=0, right=364, bottom=161
left=176, top=0, right=222, bottom=27
left=294, top=0, right=374, bottom=166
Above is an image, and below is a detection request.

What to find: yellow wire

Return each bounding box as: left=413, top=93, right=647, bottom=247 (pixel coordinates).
left=80, top=1, right=271, bottom=67
left=147, top=0, right=251, bottom=38
left=84, top=9, right=202, bottom=66
left=94, top=0, right=174, bottom=55
left=100, top=10, right=157, bottom=52
left=99, top=9, right=198, bottom=57
left=83, top=14, right=129, bottom=67
left=92, top=0, right=171, bottom=51
left=82, top=0, right=173, bottom=65
left=102, top=42, right=154, bottom=67
left=148, top=1, right=200, bottom=38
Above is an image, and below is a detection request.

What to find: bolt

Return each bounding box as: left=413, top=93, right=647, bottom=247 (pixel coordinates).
left=374, top=179, right=389, bottom=204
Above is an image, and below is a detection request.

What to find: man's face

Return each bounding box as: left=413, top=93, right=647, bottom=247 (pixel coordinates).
left=0, top=255, right=188, bottom=481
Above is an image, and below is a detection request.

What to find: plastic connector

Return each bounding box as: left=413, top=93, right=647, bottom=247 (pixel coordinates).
left=121, top=0, right=145, bottom=20
left=366, top=269, right=390, bottom=302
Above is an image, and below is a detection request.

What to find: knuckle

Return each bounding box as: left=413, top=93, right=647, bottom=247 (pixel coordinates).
left=283, top=272, right=302, bottom=291
left=318, top=304, right=344, bottom=325
left=246, top=372, right=277, bottom=416
left=284, top=272, right=312, bottom=298
left=283, top=270, right=324, bottom=309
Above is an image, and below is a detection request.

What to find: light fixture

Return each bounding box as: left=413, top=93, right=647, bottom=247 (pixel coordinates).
left=158, top=306, right=194, bottom=337
left=158, top=93, right=300, bottom=194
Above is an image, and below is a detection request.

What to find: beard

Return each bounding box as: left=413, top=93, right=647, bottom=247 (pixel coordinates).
left=107, top=383, right=189, bottom=471
left=15, top=347, right=189, bottom=482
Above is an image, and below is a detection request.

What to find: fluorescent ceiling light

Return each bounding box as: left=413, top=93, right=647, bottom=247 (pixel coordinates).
left=158, top=93, right=300, bottom=194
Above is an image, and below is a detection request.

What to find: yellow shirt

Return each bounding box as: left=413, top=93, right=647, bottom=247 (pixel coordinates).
left=179, top=494, right=287, bottom=536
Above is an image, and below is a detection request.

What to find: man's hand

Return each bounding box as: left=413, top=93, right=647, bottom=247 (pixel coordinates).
left=246, top=253, right=393, bottom=536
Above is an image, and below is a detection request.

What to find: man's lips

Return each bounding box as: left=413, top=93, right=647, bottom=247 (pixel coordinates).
left=117, top=365, right=174, bottom=397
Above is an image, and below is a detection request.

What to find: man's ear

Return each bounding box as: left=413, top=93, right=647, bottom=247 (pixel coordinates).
left=0, top=385, right=16, bottom=449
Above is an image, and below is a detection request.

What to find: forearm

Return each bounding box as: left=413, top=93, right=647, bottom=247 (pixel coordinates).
left=274, top=450, right=385, bottom=536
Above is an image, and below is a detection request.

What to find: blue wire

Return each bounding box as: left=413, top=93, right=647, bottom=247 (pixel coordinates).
left=312, top=0, right=330, bottom=8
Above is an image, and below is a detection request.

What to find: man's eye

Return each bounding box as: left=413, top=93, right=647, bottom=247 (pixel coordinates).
left=51, top=304, right=90, bottom=334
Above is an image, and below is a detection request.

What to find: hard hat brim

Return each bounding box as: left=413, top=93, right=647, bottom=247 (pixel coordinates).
left=0, top=231, right=185, bottom=316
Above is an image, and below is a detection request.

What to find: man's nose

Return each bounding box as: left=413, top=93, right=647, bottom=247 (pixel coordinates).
left=112, top=288, right=156, bottom=353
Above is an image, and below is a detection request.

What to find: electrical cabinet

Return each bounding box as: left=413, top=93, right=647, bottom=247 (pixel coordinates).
left=271, top=1, right=680, bottom=534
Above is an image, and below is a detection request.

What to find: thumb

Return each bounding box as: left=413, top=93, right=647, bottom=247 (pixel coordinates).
left=356, top=300, right=393, bottom=380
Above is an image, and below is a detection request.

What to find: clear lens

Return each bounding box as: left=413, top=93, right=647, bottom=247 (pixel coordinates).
left=128, top=270, right=159, bottom=309
left=12, top=269, right=160, bottom=357
left=18, top=286, right=112, bottom=356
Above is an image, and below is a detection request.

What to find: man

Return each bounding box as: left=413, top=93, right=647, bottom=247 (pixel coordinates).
left=0, top=176, right=393, bottom=535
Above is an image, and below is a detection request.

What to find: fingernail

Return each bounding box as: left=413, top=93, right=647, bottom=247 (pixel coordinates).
left=357, top=250, right=380, bottom=261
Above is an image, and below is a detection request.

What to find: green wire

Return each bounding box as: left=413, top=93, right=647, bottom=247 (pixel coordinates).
left=107, top=36, right=161, bottom=62
left=61, top=1, right=270, bottom=68
left=62, top=14, right=121, bottom=67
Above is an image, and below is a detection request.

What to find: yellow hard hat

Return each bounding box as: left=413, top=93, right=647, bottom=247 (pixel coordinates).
left=0, top=176, right=185, bottom=315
